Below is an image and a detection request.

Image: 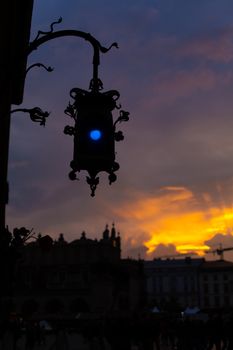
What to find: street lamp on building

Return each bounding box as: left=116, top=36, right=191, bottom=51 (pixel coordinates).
left=0, top=10, right=130, bottom=233
left=13, top=18, right=130, bottom=197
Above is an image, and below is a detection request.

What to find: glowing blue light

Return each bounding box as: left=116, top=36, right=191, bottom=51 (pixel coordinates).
left=89, top=129, right=102, bottom=141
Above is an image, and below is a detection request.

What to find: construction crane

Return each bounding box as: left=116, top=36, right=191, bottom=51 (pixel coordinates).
left=205, top=244, right=233, bottom=260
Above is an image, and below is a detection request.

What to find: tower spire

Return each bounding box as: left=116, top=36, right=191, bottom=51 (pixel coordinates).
left=111, top=222, right=116, bottom=239
left=103, top=224, right=109, bottom=240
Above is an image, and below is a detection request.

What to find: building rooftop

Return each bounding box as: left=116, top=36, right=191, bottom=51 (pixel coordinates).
left=201, top=259, right=233, bottom=270
left=144, top=257, right=205, bottom=268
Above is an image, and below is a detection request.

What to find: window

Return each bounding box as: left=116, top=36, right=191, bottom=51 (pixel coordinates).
left=214, top=284, right=219, bottom=294
left=118, top=295, right=129, bottom=310
left=224, top=283, right=229, bottom=293
left=204, top=284, right=209, bottom=294
left=170, top=276, right=177, bottom=293
left=159, top=276, right=163, bottom=293
left=184, top=276, right=188, bottom=292
left=214, top=296, right=220, bottom=307
left=190, top=276, right=195, bottom=290
left=203, top=275, right=208, bottom=281
left=204, top=297, right=209, bottom=307
left=153, top=277, right=157, bottom=293
left=224, top=296, right=230, bottom=306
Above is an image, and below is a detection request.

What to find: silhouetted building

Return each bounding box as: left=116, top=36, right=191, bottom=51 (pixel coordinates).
left=199, top=259, right=233, bottom=310
left=144, top=257, right=204, bottom=310
left=8, top=225, right=144, bottom=319
left=144, top=257, right=233, bottom=311
left=0, top=0, right=34, bottom=234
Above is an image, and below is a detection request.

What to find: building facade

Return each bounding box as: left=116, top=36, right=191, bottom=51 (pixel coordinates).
left=7, top=225, right=144, bottom=319
left=4, top=230, right=233, bottom=319
left=144, top=258, right=204, bottom=310
left=144, top=257, right=233, bottom=311
left=199, top=260, right=233, bottom=310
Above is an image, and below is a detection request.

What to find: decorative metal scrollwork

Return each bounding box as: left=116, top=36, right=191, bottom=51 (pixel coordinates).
left=24, top=17, right=129, bottom=197
left=114, top=131, right=124, bottom=141
left=86, top=175, right=100, bottom=197
left=64, top=102, right=76, bottom=120
left=11, top=107, right=50, bottom=126
left=64, top=125, right=75, bottom=136
left=26, top=63, right=54, bottom=75
left=99, top=42, right=119, bottom=53
left=64, top=81, right=130, bottom=197
left=32, top=17, right=63, bottom=42
left=89, top=78, right=103, bottom=91
left=113, top=110, right=130, bottom=143
left=69, top=88, right=89, bottom=100
left=69, top=170, right=79, bottom=181
left=114, top=110, right=130, bottom=127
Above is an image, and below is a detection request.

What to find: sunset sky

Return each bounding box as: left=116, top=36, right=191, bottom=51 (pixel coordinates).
left=7, top=0, right=233, bottom=260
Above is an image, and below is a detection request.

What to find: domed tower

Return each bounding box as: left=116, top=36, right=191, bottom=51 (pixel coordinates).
left=116, top=231, right=121, bottom=251
left=111, top=223, right=121, bottom=258
left=101, top=223, right=121, bottom=261
left=102, top=224, right=110, bottom=240
left=111, top=222, right=116, bottom=239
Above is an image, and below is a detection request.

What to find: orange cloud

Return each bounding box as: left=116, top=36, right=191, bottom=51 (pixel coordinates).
left=114, top=187, right=233, bottom=257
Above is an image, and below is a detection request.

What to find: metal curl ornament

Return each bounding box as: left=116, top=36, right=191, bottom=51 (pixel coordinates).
left=64, top=125, right=75, bottom=136
left=11, top=107, right=50, bottom=126
left=26, top=63, right=54, bottom=75
left=86, top=175, right=99, bottom=197
left=33, top=17, right=63, bottom=42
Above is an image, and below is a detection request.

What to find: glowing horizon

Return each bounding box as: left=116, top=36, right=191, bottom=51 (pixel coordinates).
left=114, top=186, right=233, bottom=257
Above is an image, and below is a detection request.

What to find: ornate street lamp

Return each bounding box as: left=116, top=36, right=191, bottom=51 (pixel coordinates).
left=64, top=74, right=129, bottom=197
left=13, top=18, right=130, bottom=196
